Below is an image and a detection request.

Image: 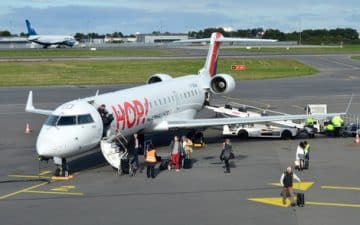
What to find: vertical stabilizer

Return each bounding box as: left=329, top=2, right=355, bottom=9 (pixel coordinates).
left=202, top=32, right=223, bottom=77
left=25, top=19, right=37, bottom=36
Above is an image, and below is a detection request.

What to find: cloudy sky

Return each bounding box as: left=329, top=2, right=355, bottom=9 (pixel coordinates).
left=0, top=0, right=359, bottom=35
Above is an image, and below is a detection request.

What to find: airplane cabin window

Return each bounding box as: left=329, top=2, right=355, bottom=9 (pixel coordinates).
left=57, top=116, right=77, bottom=126
left=45, top=115, right=59, bottom=126
left=78, top=114, right=94, bottom=124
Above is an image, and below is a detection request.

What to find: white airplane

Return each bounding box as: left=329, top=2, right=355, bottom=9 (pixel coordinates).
left=25, top=19, right=77, bottom=48
left=25, top=32, right=343, bottom=175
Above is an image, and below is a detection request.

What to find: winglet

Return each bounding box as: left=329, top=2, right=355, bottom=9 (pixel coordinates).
left=26, top=90, right=34, bottom=111
left=25, top=91, right=53, bottom=115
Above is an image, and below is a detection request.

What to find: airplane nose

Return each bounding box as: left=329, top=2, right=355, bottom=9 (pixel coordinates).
left=36, top=131, right=57, bottom=157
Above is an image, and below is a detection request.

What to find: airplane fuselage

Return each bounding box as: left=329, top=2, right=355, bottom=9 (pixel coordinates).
left=28, top=35, right=76, bottom=47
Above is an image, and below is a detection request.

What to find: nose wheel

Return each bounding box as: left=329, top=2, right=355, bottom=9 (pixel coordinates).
left=54, top=158, right=69, bottom=177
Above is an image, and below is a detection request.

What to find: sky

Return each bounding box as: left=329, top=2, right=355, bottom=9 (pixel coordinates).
left=0, top=0, right=359, bottom=35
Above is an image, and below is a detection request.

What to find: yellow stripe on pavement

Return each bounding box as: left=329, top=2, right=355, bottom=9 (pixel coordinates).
left=307, top=201, right=360, bottom=208
left=25, top=190, right=83, bottom=196
left=321, top=186, right=360, bottom=191
left=0, top=182, right=49, bottom=200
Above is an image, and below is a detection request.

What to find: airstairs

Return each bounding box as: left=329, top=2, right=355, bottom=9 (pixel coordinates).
left=100, top=132, right=128, bottom=172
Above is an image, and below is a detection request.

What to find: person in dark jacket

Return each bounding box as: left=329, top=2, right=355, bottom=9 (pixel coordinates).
left=128, top=133, right=142, bottom=170
left=220, top=139, right=234, bottom=173
left=280, top=166, right=301, bottom=206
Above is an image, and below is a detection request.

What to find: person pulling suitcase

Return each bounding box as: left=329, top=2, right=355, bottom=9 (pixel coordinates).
left=280, top=166, right=301, bottom=207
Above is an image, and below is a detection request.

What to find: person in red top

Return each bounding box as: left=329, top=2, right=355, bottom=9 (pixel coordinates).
left=168, top=136, right=183, bottom=172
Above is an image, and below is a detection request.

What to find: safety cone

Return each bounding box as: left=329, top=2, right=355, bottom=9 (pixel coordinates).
left=355, top=134, right=360, bottom=144
left=25, top=123, right=32, bottom=134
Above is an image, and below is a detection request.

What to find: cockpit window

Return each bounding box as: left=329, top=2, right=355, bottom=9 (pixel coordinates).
left=78, top=114, right=94, bottom=124
left=57, top=116, right=77, bottom=126
left=45, top=115, right=59, bottom=126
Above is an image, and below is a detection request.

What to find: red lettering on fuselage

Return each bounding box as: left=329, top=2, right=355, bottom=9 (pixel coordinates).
left=111, top=98, right=149, bottom=131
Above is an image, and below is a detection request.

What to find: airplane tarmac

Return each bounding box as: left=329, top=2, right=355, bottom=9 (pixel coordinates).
left=25, top=32, right=343, bottom=176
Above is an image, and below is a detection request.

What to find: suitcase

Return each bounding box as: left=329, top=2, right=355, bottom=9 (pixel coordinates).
left=183, top=158, right=192, bottom=169
left=159, top=159, right=169, bottom=171
left=304, top=159, right=310, bottom=169
left=296, top=193, right=305, bottom=207
left=120, top=158, right=130, bottom=174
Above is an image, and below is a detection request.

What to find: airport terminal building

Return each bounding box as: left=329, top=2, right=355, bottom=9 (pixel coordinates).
left=136, top=34, right=188, bottom=44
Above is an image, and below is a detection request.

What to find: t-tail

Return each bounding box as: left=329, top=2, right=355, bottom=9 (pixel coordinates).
left=25, top=19, right=37, bottom=36
left=175, top=32, right=277, bottom=79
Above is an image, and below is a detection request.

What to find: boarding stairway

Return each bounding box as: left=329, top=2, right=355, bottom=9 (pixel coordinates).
left=100, top=132, right=128, bottom=171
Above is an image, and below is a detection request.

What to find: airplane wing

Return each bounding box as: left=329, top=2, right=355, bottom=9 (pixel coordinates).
left=174, top=37, right=277, bottom=43
left=159, top=113, right=345, bottom=130
left=25, top=91, right=53, bottom=116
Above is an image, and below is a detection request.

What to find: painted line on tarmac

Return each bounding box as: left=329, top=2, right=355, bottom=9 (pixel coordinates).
left=0, top=181, right=49, bottom=200
left=25, top=190, right=83, bottom=196
left=321, top=186, right=360, bottom=191
left=8, top=175, right=51, bottom=179
left=307, top=201, right=360, bottom=208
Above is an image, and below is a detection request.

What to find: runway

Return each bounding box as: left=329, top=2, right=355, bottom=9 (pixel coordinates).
left=1, top=53, right=360, bottom=225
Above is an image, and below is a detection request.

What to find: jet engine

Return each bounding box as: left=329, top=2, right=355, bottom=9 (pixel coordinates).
left=210, top=74, right=236, bottom=94
left=147, top=73, right=173, bottom=84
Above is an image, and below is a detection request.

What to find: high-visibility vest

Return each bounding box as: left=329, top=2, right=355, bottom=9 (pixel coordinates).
left=306, top=117, right=315, bottom=125
left=331, top=116, right=343, bottom=127
left=327, top=124, right=335, bottom=131
left=304, top=144, right=310, bottom=154
left=145, top=149, right=157, bottom=163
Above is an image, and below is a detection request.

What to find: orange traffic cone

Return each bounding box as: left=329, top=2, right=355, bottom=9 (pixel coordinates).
left=355, top=134, right=360, bottom=144
left=25, top=123, right=32, bottom=134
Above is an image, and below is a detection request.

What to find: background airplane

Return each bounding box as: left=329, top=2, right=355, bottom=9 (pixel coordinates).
left=25, top=32, right=343, bottom=176
left=25, top=19, right=77, bottom=48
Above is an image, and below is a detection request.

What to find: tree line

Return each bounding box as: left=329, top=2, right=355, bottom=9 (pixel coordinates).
left=189, top=27, right=360, bottom=44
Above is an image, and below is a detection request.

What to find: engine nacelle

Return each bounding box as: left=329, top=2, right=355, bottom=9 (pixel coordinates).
left=147, top=73, right=172, bottom=84
left=210, top=74, right=236, bottom=94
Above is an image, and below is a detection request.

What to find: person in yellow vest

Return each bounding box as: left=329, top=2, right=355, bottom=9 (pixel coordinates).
left=145, top=144, right=158, bottom=179
left=304, top=141, right=310, bottom=160
left=305, top=117, right=315, bottom=128
left=331, top=116, right=344, bottom=137
left=325, top=122, right=335, bottom=136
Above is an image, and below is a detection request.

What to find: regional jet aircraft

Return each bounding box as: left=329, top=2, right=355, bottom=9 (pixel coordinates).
left=25, top=32, right=343, bottom=175
left=25, top=19, right=76, bottom=48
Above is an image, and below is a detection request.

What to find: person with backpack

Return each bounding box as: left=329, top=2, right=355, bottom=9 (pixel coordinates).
left=280, top=166, right=301, bottom=206
left=220, top=139, right=234, bottom=173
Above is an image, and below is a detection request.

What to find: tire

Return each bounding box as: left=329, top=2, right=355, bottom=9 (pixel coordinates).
left=237, top=130, right=249, bottom=139
left=281, top=130, right=292, bottom=140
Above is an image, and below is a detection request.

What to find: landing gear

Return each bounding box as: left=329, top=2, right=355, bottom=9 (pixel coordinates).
left=54, top=157, right=69, bottom=177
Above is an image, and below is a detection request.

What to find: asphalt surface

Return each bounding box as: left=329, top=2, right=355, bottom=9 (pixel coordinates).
left=1, top=53, right=360, bottom=225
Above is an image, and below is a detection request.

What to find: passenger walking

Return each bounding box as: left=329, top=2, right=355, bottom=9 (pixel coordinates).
left=145, top=144, right=157, bottom=179
left=128, top=133, right=141, bottom=170
left=183, top=136, right=193, bottom=158
left=296, top=142, right=305, bottom=171
left=280, top=166, right=301, bottom=206
left=220, top=139, right=234, bottom=173
left=168, top=136, right=183, bottom=172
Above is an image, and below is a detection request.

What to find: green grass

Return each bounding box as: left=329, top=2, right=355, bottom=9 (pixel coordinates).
left=0, top=59, right=317, bottom=86
left=351, top=56, right=360, bottom=60
left=0, top=48, right=181, bottom=58
left=224, top=45, right=360, bottom=54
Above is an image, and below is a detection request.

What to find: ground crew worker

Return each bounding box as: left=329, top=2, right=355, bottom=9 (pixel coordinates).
left=145, top=144, right=157, bottom=179
left=331, top=115, right=344, bottom=137
left=305, top=117, right=315, bottom=127
left=280, top=166, right=301, bottom=206
left=304, top=141, right=310, bottom=160
left=325, top=123, right=335, bottom=136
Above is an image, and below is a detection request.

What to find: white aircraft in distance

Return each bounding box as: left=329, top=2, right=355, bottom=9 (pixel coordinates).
left=25, top=19, right=77, bottom=48
left=25, top=32, right=343, bottom=176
